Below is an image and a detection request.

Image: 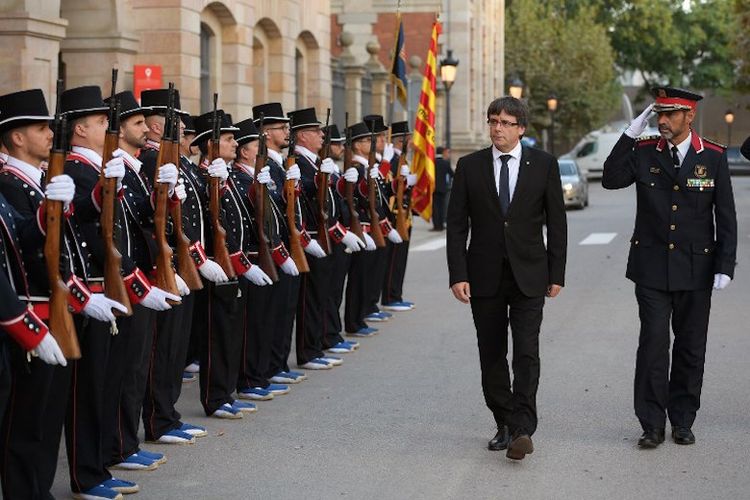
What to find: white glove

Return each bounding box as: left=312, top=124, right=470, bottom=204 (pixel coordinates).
left=369, top=166, right=380, bottom=179
left=344, top=167, right=359, bottom=183
left=157, top=163, right=178, bottom=194
left=399, top=164, right=410, bottom=177
left=363, top=232, right=376, bottom=251
left=320, top=158, right=336, bottom=175
left=256, top=166, right=272, bottom=184
left=83, top=293, right=129, bottom=322
left=33, top=334, right=67, bottom=366
left=280, top=257, right=299, bottom=276
left=286, top=163, right=301, bottom=182
left=713, top=273, right=731, bottom=290
left=341, top=231, right=365, bottom=252
left=174, top=181, right=187, bottom=202
left=387, top=228, right=403, bottom=244
left=45, top=174, right=76, bottom=209
left=104, top=150, right=126, bottom=190
left=304, top=239, right=327, bottom=258
left=175, top=273, right=190, bottom=296
left=140, top=285, right=181, bottom=311
left=625, top=104, right=654, bottom=139
left=198, top=259, right=229, bottom=283
left=243, top=265, right=273, bottom=286
left=208, top=158, right=229, bottom=182
left=406, top=173, right=417, bottom=187
left=383, top=143, right=395, bottom=163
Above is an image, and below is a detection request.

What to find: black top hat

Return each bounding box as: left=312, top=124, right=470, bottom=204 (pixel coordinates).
left=182, top=115, right=197, bottom=135
left=390, top=121, right=410, bottom=137
left=0, top=89, right=53, bottom=135
left=347, top=122, right=371, bottom=141
left=140, top=88, right=189, bottom=116
left=60, top=86, right=109, bottom=118
left=651, top=86, right=703, bottom=112
left=104, top=90, right=148, bottom=120
left=287, top=108, right=322, bottom=131
left=233, top=118, right=260, bottom=146
left=252, top=103, right=289, bottom=125
left=191, top=109, right=239, bottom=146
left=363, top=114, right=388, bottom=134
left=323, top=124, right=345, bottom=143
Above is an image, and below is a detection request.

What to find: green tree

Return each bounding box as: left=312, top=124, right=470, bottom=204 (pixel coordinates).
left=506, top=0, right=621, bottom=148
left=735, top=0, right=750, bottom=91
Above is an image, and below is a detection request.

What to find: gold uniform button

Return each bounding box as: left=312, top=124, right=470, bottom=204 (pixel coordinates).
left=704, top=248, right=709, bottom=253
left=669, top=243, right=675, bottom=250
left=670, top=225, right=676, bottom=231
left=672, top=204, right=678, bottom=211
left=673, top=185, right=679, bottom=191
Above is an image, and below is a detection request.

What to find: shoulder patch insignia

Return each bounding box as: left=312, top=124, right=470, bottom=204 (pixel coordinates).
left=702, top=137, right=726, bottom=153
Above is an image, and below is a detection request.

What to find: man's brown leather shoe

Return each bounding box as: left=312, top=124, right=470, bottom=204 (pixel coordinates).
left=506, top=433, right=534, bottom=460
left=488, top=426, right=509, bottom=451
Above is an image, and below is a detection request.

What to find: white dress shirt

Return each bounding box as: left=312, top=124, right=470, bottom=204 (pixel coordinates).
left=668, top=132, right=692, bottom=167
left=492, top=141, right=523, bottom=201
left=5, top=155, right=43, bottom=188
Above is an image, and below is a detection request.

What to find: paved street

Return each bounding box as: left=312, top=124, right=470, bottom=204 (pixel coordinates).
left=53, top=177, right=750, bottom=500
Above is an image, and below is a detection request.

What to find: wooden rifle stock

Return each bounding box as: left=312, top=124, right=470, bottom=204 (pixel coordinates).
left=44, top=91, right=81, bottom=359
left=284, top=121, right=309, bottom=272
left=342, top=114, right=364, bottom=240
left=207, top=96, right=235, bottom=278
left=254, top=117, right=279, bottom=282
left=152, top=88, right=180, bottom=300
left=315, top=109, right=332, bottom=254
left=366, top=126, right=386, bottom=248
left=394, top=138, right=410, bottom=241
left=101, top=70, right=132, bottom=315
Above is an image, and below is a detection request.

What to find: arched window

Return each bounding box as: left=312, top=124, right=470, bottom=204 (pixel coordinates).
left=295, top=49, right=304, bottom=109
left=200, top=23, right=214, bottom=113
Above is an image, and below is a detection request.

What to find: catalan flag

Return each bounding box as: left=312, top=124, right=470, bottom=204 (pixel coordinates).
left=410, top=18, right=441, bottom=220
left=390, top=13, right=408, bottom=107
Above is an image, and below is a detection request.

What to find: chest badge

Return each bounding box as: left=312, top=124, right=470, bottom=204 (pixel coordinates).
left=694, top=164, right=707, bottom=178
left=649, top=166, right=661, bottom=174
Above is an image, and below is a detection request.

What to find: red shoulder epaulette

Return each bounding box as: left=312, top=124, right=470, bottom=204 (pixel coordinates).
left=703, top=137, right=726, bottom=153
left=636, top=135, right=659, bottom=147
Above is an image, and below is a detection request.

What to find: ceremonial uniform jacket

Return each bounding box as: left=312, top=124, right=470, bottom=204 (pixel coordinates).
left=351, top=154, right=390, bottom=231
left=295, top=146, right=338, bottom=236
left=229, top=163, right=283, bottom=256
left=265, top=151, right=292, bottom=247
left=602, top=132, right=737, bottom=291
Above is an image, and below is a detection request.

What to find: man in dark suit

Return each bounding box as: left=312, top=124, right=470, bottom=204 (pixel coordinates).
left=432, top=146, right=453, bottom=231
left=447, top=96, right=567, bottom=461
left=603, top=87, right=737, bottom=449
left=741, top=135, right=750, bottom=160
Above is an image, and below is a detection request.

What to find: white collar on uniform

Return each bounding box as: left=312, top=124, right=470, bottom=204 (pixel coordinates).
left=352, top=154, right=369, bottom=168
left=669, top=132, right=692, bottom=163
left=295, top=145, right=318, bottom=165
left=5, top=155, right=43, bottom=187
left=0, top=152, right=8, bottom=163
left=235, top=162, right=255, bottom=176
left=492, top=140, right=522, bottom=162
left=120, top=149, right=142, bottom=174
left=267, top=148, right=283, bottom=166
left=71, top=145, right=103, bottom=168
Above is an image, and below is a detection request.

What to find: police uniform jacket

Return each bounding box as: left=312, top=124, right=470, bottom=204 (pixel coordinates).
left=602, top=132, right=737, bottom=291
left=295, top=146, right=338, bottom=236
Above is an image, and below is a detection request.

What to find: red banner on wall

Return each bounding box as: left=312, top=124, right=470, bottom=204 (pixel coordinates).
left=133, top=65, right=162, bottom=102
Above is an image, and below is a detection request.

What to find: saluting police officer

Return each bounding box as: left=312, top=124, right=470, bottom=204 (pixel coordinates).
left=603, top=87, right=738, bottom=448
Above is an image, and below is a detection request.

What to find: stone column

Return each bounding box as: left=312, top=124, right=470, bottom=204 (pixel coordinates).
left=340, top=32, right=365, bottom=123
left=0, top=1, right=67, bottom=101
left=365, top=41, right=388, bottom=118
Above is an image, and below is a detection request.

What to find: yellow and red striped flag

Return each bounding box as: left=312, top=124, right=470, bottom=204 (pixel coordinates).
left=410, top=18, right=442, bottom=220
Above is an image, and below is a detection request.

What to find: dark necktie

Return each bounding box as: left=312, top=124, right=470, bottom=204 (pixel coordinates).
left=499, top=154, right=511, bottom=215
left=671, top=146, right=680, bottom=168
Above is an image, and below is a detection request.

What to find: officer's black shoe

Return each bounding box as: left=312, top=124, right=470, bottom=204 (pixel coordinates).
left=671, top=427, right=696, bottom=445
left=637, top=428, right=665, bottom=448
left=488, top=425, right=509, bottom=451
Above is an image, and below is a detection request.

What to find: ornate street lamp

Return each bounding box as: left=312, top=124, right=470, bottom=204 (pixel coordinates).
left=440, top=49, right=459, bottom=149
left=509, top=77, right=524, bottom=99
left=547, top=93, right=558, bottom=155
left=724, top=109, right=734, bottom=147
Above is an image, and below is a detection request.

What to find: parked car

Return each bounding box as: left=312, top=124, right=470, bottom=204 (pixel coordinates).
left=727, top=146, right=750, bottom=175
left=558, top=158, right=588, bottom=209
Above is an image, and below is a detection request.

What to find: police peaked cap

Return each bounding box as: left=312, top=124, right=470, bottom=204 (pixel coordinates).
left=651, top=86, right=703, bottom=112
left=0, top=89, right=53, bottom=135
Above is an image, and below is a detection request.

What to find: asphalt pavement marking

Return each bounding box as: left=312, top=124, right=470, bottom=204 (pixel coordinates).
left=411, top=237, right=447, bottom=252
left=579, top=232, right=617, bottom=245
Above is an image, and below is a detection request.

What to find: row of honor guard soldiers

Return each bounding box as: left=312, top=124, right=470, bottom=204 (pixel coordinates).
left=0, top=79, right=417, bottom=500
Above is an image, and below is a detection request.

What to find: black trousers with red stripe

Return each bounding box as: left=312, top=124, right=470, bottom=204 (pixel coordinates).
left=198, top=280, right=245, bottom=415
left=142, top=292, right=196, bottom=441
left=266, top=272, right=300, bottom=378
left=381, top=227, right=411, bottom=305
left=296, top=253, right=333, bottom=365
left=102, top=304, right=155, bottom=465
left=324, top=243, right=350, bottom=348
left=65, top=315, right=113, bottom=493
left=365, top=244, right=389, bottom=315
left=344, top=250, right=369, bottom=333
left=237, top=282, right=273, bottom=391
left=0, top=344, right=71, bottom=499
